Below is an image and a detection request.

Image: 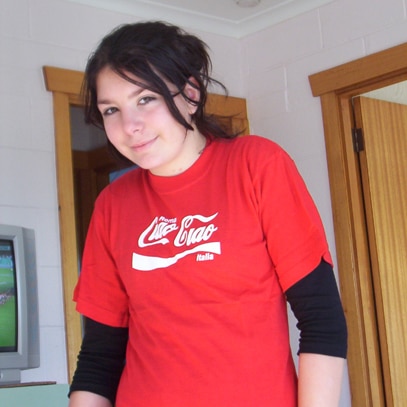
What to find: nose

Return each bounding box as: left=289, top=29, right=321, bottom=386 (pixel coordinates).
left=122, top=108, right=143, bottom=136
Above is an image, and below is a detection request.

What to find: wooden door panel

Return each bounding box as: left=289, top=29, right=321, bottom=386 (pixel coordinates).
left=354, top=96, right=407, bottom=406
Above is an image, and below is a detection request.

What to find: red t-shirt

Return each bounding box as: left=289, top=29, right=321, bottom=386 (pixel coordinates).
left=74, top=135, right=332, bottom=407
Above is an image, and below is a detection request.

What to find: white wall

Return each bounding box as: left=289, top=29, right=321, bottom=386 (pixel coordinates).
left=1, top=0, right=407, bottom=404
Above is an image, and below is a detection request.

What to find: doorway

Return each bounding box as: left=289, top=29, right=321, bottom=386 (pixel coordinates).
left=309, top=43, right=407, bottom=406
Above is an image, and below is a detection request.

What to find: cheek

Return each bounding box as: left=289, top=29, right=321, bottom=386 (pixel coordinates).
left=103, top=121, right=120, bottom=143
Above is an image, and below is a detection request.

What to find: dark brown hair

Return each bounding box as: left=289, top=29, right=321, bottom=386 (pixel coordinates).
left=82, top=21, right=237, bottom=164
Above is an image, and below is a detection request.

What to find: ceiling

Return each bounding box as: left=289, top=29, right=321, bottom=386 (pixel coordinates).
left=65, top=0, right=334, bottom=38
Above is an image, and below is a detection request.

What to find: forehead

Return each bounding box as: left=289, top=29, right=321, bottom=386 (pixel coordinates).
left=96, top=66, right=179, bottom=99
left=96, top=67, right=148, bottom=92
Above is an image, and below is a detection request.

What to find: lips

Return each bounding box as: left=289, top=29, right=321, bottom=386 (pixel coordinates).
left=131, top=136, right=158, bottom=152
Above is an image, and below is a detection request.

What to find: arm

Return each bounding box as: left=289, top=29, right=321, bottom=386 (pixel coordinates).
left=68, top=318, right=128, bottom=406
left=69, top=391, right=113, bottom=407
left=285, top=260, right=348, bottom=407
left=298, top=353, right=344, bottom=407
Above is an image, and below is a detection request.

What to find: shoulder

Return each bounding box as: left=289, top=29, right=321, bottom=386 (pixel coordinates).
left=95, top=166, right=144, bottom=206
left=213, top=135, right=293, bottom=171
left=218, top=135, right=287, bottom=158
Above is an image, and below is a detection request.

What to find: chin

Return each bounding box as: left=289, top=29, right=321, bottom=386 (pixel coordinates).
left=138, top=161, right=164, bottom=173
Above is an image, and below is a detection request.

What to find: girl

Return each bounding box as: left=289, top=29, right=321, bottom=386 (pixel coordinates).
left=69, top=21, right=347, bottom=407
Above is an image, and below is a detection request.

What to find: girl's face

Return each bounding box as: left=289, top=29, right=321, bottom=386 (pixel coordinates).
left=96, top=67, right=205, bottom=176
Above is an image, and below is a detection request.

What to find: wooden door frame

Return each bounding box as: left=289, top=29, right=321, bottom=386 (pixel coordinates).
left=309, top=42, right=407, bottom=406
left=43, top=66, right=249, bottom=381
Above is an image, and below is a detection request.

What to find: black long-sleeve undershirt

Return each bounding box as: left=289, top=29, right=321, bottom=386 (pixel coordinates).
left=285, top=259, right=347, bottom=357
left=69, top=318, right=128, bottom=404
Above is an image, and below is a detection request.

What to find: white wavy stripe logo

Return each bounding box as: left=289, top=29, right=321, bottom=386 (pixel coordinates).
left=132, top=242, right=221, bottom=271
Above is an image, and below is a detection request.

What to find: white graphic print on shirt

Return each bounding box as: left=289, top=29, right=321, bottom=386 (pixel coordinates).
left=132, top=213, right=221, bottom=271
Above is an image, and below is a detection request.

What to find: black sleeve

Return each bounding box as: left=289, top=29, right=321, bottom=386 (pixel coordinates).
left=69, top=318, right=129, bottom=405
left=285, top=259, right=348, bottom=358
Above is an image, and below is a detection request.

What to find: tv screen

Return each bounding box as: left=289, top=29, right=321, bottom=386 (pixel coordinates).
left=0, top=225, right=40, bottom=385
left=0, top=239, right=18, bottom=353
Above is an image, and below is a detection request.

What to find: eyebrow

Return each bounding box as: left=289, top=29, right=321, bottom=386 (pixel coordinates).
left=97, top=87, right=146, bottom=106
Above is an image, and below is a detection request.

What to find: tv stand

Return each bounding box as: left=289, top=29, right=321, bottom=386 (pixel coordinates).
left=0, top=381, right=56, bottom=389
left=0, top=382, right=68, bottom=407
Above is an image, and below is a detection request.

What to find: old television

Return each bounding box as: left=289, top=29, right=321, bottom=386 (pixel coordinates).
left=0, top=224, right=40, bottom=385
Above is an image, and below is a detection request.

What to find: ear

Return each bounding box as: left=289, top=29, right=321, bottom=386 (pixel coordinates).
left=183, top=77, right=200, bottom=115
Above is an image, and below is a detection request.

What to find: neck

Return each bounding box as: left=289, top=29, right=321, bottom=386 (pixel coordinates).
left=150, top=129, right=207, bottom=177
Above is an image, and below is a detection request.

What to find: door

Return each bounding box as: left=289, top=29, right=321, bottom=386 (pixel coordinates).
left=353, top=96, right=407, bottom=406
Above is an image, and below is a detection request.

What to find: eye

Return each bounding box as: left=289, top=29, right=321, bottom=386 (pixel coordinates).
left=138, top=96, right=156, bottom=105
left=101, top=107, right=118, bottom=116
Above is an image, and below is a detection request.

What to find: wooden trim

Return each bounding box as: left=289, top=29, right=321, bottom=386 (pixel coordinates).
left=321, top=93, right=384, bottom=407
left=206, top=94, right=248, bottom=118
left=43, top=66, right=83, bottom=97
left=51, top=92, right=82, bottom=381
left=309, top=42, right=407, bottom=406
left=309, top=42, right=407, bottom=97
